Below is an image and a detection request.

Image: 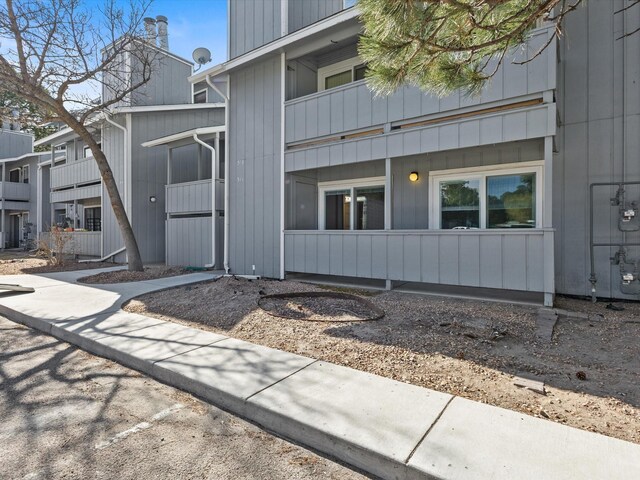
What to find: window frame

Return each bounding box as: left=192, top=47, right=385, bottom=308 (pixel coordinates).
left=428, top=161, right=544, bottom=230
left=9, top=167, right=21, bottom=183
left=317, top=57, right=366, bottom=92
left=193, top=88, right=208, bottom=104
left=21, top=165, right=29, bottom=183
left=318, top=176, right=386, bottom=230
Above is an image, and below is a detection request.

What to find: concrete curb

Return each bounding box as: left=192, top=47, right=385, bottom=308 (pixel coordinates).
left=2, top=274, right=639, bottom=480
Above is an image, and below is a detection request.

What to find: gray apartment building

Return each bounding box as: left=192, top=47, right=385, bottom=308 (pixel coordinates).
left=34, top=17, right=226, bottom=266
left=187, top=0, right=640, bottom=305
left=0, top=127, right=45, bottom=249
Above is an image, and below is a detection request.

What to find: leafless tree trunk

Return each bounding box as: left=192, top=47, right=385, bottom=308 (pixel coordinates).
left=0, top=0, right=160, bottom=271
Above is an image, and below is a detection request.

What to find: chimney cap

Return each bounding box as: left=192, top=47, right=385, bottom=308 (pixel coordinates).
left=143, top=17, right=156, bottom=23
left=156, top=15, right=168, bottom=23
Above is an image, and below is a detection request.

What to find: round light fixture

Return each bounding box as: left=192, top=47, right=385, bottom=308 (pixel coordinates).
left=149, top=195, right=157, bottom=203
left=409, top=172, right=419, bottom=182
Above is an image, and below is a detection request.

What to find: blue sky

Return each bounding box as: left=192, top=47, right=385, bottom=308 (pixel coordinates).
left=146, top=0, right=228, bottom=65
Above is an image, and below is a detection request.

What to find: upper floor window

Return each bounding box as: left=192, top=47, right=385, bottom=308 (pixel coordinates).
left=193, top=89, right=207, bottom=104
left=9, top=168, right=20, bottom=183
left=83, top=143, right=100, bottom=158
left=318, top=57, right=366, bottom=92
left=429, top=162, right=543, bottom=229
left=22, top=165, right=29, bottom=184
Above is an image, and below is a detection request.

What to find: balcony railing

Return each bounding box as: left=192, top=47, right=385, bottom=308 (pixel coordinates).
left=50, top=157, right=101, bottom=189
left=284, top=27, right=556, bottom=145
left=0, top=181, right=30, bottom=201
left=284, top=229, right=554, bottom=295
left=166, top=178, right=224, bottom=215
left=40, top=230, right=101, bottom=257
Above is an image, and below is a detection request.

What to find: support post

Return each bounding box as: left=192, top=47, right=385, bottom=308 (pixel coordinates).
left=385, top=157, right=392, bottom=230
left=543, top=135, right=555, bottom=307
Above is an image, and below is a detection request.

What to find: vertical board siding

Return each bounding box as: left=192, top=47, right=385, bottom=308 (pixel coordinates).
left=166, top=217, right=212, bottom=267
left=229, top=58, right=282, bottom=278
left=288, top=0, right=343, bottom=34
left=285, top=230, right=551, bottom=293
left=41, top=231, right=101, bottom=257
left=0, top=182, right=30, bottom=201
left=0, top=131, right=33, bottom=159
left=285, top=104, right=554, bottom=171
left=165, top=180, right=212, bottom=214
left=50, top=184, right=101, bottom=203
left=129, top=108, right=225, bottom=264
left=50, top=157, right=100, bottom=189
left=284, top=28, right=556, bottom=145
left=555, top=0, right=640, bottom=298
left=230, top=0, right=280, bottom=59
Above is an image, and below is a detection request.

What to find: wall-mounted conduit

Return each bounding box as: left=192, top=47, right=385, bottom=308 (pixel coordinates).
left=589, top=181, right=640, bottom=302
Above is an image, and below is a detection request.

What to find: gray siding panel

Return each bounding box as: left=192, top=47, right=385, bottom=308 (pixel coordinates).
left=0, top=130, right=33, bottom=159
left=166, top=217, right=212, bottom=267
left=285, top=230, right=552, bottom=294
left=230, top=0, right=281, bottom=59
left=555, top=0, right=640, bottom=298
left=229, top=58, right=281, bottom=277
left=130, top=108, right=225, bottom=263
left=285, top=105, right=553, bottom=171
left=288, top=0, right=344, bottom=34
left=50, top=157, right=100, bottom=189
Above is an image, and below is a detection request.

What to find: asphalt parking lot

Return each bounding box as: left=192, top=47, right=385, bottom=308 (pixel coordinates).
left=0, top=317, right=366, bottom=480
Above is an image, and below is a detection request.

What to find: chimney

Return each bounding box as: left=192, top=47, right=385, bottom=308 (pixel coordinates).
left=143, top=17, right=156, bottom=43
left=156, top=15, right=169, bottom=50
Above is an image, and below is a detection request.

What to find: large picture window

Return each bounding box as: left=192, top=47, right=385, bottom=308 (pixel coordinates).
left=430, top=162, right=543, bottom=229
left=318, top=57, right=367, bottom=92
left=319, top=177, right=385, bottom=230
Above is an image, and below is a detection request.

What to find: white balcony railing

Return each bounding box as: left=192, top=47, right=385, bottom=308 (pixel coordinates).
left=0, top=181, right=30, bottom=201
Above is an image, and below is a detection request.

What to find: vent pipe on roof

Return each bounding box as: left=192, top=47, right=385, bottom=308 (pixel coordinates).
left=143, top=17, right=156, bottom=43
left=156, top=15, right=169, bottom=50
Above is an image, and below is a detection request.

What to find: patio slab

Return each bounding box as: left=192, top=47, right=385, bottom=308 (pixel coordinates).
left=246, top=361, right=453, bottom=480
left=407, top=396, right=640, bottom=480
left=153, top=338, right=315, bottom=413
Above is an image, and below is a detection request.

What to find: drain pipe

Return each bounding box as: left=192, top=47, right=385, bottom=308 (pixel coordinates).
left=103, top=112, right=130, bottom=263
left=206, top=74, right=230, bottom=273
left=192, top=132, right=216, bottom=268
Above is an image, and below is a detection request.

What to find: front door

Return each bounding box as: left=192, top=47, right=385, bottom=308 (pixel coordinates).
left=9, top=215, right=20, bottom=248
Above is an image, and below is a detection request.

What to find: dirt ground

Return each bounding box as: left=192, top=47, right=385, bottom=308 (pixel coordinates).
left=78, top=265, right=189, bottom=284
left=124, top=276, right=640, bottom=445
left=0, top=251, right=117, bottom=275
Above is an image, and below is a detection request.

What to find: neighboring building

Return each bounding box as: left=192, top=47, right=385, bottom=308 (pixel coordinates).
left=189, top=0, right=640, bottom=304
left=0, top=128, right=46, bottom=249
left=35, top=16, right=226, bottom=265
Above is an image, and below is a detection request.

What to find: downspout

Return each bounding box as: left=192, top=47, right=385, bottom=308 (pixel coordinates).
left=103, top=112, right=130, bottom=262
left=206, top=73, right=230, bottom=274
left=192, top=132, right=216, bottom=268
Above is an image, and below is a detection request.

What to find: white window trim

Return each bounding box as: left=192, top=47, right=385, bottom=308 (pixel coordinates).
left=9, top=167, right=21, bottom=183
left=193, top=87, right=208, bottom=104
left=428, top=161, right=544, bottom=230
left=318, top=176, right=386, bottom=230
left=317, top=57, right=364, bottom=92
left=21, top=165, right=29, bottom=183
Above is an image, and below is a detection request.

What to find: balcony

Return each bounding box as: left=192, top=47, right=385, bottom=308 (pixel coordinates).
left=165, top=179, right=224, bottom=215
left=51, top=183, right=101, bottom=203
left=50, top=157, right=101, bottom=190
left=40, top=230, right=101, bottom=257
left=285, top=229, right=554, bottom=295
left=0, top=181, right=30, bottom=201
left=284, top=27, right=557, bottom=146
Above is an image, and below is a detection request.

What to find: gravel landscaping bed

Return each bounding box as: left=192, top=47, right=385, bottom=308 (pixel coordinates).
left=124, top=276, right=640, bottom=444
left=78, top=265, right=189, bottom=284
left=0, top=253, right=119, bottom=275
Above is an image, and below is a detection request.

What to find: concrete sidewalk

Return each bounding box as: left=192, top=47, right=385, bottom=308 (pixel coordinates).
left=0, top=268, right=638, bottom=480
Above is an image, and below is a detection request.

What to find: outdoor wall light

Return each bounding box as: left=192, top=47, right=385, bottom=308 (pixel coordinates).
left=409, top=172, right=419, bottom=182
left=149, top=195, right=157, bottom=203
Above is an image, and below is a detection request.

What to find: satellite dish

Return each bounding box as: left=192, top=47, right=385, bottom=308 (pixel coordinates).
left=192, top=47, right=212, bottom=65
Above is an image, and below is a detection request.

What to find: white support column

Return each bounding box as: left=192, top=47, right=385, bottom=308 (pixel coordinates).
left=165, top=148, right=172, bottom=265
left=73, top=199, right=78, bottom=229
left=279, top=52, right=286, bottom=280
left=543, top=135, right=555, bottom=307
left=36, top=165, right=42, bottom=235
left=1, top=163, right=4, bottom=250
left=197, top=144, right=203, bottom=181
